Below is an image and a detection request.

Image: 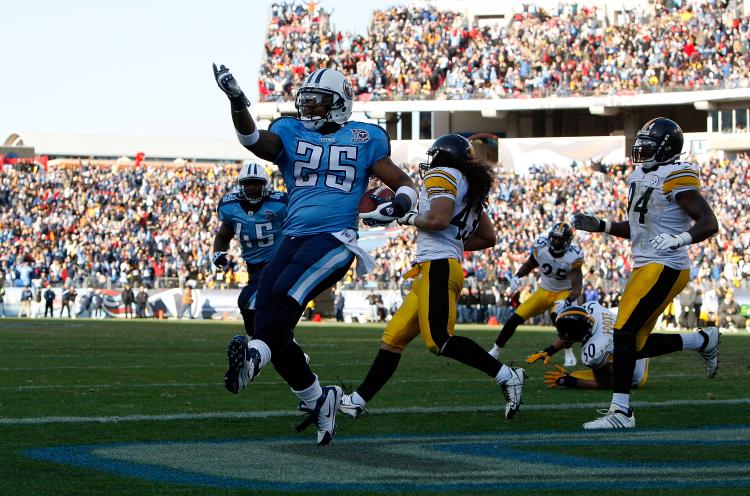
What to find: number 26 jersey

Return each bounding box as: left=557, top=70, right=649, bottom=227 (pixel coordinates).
left=626, top=161, right=701, bottom=270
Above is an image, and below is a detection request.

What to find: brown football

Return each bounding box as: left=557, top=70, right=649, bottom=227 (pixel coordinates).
left=358, top=185, right=395, bottom=213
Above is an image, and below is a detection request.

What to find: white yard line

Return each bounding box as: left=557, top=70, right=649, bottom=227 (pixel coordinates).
left=1, top=370, right=743, bottom=390
left=1, top=398, right=748, bottom=425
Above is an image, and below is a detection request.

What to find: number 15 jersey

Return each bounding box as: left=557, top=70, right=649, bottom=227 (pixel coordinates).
left=626, top=161, right=701, bottom=270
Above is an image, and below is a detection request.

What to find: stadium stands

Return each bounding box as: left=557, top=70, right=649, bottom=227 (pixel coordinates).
left=1, top=153, right=747, bottom=324
left=259, top=1, right=750, bottom=102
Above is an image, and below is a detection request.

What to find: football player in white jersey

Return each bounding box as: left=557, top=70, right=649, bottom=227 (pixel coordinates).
left=488, top=223, right=584, bottom=363
left=339, top=134, right=528, bottom=421
left=526, top=302, right=718, bottom=391
left=573, top=117, right=719, bottom=429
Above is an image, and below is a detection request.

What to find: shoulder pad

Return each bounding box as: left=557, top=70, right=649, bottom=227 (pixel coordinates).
left=534, top=236, right=548, bottom=247
left=219, top=193, right=240, bottom=205
left=267, top=191, right=286, bottom=201
left=268, top=116, right=297, bottom=133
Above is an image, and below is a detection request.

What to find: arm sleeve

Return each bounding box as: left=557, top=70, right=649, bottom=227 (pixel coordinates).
left=663, top=166, right=701, bottom=196
left=423, top=168, right=458, bottom=201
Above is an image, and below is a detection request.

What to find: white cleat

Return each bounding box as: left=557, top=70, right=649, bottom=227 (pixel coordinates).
left=564, top=347, right=577, bottom=367
left=488, top=344, right=502, bottom=360
left=338, top=393, right=366, bottom=418
left=583, top=405, right=635, bottom=430
left=698, top=327, right=720, bottom=378
left=501, top=367, right=527, bottom=419
left=315, top=385, right=343, bottom=445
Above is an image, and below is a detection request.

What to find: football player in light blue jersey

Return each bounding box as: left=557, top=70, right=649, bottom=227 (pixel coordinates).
left=213, top=162, right=286, bottom=337
left=213, top=63, right=417, bottom=445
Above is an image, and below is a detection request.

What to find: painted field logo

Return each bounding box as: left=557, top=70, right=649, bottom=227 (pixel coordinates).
left=25, top=427, right=750, bottom=492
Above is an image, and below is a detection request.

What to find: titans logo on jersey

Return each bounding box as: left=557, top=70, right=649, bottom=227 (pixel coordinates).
left=268, top=117, right=390, bottom=236
left=217, top=190, right=287, bottom=265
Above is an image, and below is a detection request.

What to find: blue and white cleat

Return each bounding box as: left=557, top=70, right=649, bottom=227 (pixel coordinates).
left=224, top=335, right=261, bottom=394
left=338, top=393, right=366, bottom=418
left=296, top=385, right=343, bottom=445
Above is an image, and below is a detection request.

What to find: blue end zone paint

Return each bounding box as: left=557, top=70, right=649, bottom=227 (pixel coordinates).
left=23, top=426, right=750, bottom=493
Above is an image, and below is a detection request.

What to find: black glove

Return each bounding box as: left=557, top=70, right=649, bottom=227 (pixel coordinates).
left=213, top=251, right=229, bottom=270
left=213, top=63, right=250, bottom=108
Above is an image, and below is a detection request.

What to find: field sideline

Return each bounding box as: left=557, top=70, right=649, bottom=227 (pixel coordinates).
left=1, top=318, right=748, bottom=495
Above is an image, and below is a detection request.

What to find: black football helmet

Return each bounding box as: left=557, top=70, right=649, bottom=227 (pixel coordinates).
left=548, top=222, right=573, bottom=257
left=631, top=117, right=683, bottom=166
left=554, top=305, right=595, bottom=343
left=419, top=134, right=475, bottom=176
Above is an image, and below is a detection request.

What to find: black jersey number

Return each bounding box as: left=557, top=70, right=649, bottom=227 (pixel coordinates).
left=451, top=204, right=481, bottom=241
left=628, top=184, right=654, bottom=225
left=541, top=263, right=567, bottom=281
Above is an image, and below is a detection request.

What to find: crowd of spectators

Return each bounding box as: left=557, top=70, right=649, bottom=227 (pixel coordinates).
left=1, top=152, right=748, bottom=325
left=259, top=1, right=750, bottom=102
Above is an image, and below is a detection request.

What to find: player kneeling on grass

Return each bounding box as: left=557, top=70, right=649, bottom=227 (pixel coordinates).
left=339, top=134, right=528, bottom=421
left=526, top=302, right=719, bottom=395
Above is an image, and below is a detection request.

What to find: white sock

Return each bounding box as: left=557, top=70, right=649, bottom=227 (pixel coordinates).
left=247, top=339, right=272, bottom=368
left=490, top=344, right=502, bottom=357
left=495, top=364, right=513, bottom=384
left=293, top=375, right=323, bottom=410
left=350, top=391, right=367, bottom=408
left=681, top=332, right=705, bottom=351
left=612, top=393, right=630, bottom=412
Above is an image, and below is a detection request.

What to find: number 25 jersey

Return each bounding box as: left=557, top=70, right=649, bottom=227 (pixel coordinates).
left=531, top=236, right=584, bottom=292
left=269, top=117, right=390, bottom=237
left=626, top=161, right=700, bottom=270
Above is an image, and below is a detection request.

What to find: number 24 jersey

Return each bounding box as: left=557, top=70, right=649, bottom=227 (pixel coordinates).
left=626, top=161, right=701, bottom=270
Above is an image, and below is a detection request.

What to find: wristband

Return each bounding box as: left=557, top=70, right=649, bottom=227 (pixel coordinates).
left=543, top=345, right=558, bottom=356
left=561, top=375, right=579, bottom=388
left=395, top=186, right=418, bottom=210
left=598, top=219, right=611, bottom=234
left=677, top=231, right=693, bottom=246
left=237, top=129, right=260, bottom=147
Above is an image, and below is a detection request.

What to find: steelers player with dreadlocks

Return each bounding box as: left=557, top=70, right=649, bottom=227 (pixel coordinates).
left=339, top=134, right=528, bottom=421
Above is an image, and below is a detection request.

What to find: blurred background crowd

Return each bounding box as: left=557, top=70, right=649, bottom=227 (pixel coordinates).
left=1, top=152, right=747, bottom=326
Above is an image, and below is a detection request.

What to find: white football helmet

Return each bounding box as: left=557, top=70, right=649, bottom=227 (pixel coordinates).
left=295, top=68, right=353, bottom=130
left=237, top=161, right=271, bottom=204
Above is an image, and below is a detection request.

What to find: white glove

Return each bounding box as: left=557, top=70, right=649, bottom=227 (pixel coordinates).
left=509, top=276, right=521, bottom=293
left=398, top=210, right=418, bottom=226
left=361, top=202, right=401, bottom=227
left=649, top=232, right=692, bottom=250
left=571, top=212, right=602, bottom=232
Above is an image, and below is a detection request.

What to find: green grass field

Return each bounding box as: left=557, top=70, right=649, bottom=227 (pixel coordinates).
left=1, top=318, right=748, bottom=495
